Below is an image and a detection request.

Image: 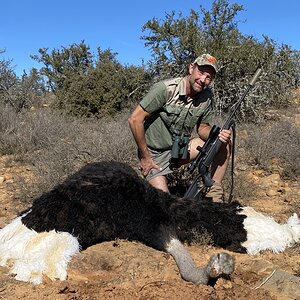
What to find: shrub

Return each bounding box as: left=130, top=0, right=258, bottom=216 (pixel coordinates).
left=238, top=119, right=300, bottom=180
left=141, top=0, right=300, bottom=122
left=0, top=102, right=138, bottom=201
left=33, top=44, right=150, bottom=117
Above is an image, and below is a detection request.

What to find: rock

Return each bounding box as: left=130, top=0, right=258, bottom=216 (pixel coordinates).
left=266, top=173, right=281, bottom=183
left=262, top=269, right=300, bottom=299
left=266, top=189, right=278, bottom=197
left=236, top=164, right=247, bottom=171
left=3, top=174, right=13, bottom=181
left=253, top=170, right=265, bottom=177
left=214, top=277, right=233, bottom=290
left=244, top=259, right=300, bottom=299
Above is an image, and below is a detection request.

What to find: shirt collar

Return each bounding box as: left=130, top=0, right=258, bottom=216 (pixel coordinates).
left=178, top=77, right=188, bottom=101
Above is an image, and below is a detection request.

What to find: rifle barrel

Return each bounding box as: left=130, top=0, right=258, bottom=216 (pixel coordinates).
left=249, top=67, right=262, bottom=86
left=223, top=67, right=262, bottom=130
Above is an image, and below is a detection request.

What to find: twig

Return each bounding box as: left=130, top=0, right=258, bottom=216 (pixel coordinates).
left=139, top=280, right=173, bottom=292
left=253, top=269, right=277, bottom=290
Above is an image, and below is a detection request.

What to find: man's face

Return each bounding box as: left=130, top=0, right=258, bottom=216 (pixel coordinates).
left=188, top=64, right=215, bottom=94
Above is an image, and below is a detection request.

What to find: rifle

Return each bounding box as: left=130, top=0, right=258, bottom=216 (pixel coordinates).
left=184, top=67, right=262, bottom=200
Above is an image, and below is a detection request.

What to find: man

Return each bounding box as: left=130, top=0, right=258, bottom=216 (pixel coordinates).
left=128, top=54, right=231, bottom=201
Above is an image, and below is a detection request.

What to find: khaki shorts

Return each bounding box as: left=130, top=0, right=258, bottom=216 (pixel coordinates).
left=141, top=148, right=174, bottom=181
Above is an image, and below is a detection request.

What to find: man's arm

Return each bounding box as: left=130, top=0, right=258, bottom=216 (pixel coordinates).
left=128, top=105, right=161, bottom=176
left=197, top=123, right=212, bottom=141
left=128, top=105, right=151, bottom=159
left=197, top=122, right=231, bottom=144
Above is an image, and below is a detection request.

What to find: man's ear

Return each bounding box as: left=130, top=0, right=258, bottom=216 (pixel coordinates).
left=188, top=63, right=195, bottom=75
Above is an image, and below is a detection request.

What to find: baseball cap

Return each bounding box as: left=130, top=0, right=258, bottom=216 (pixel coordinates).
left=193, top=54, right=217, bottom=74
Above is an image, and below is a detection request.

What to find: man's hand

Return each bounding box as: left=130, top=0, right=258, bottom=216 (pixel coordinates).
left=139, top=157, right=161, bottom=177
left=218, top=129, right=231, bottom=144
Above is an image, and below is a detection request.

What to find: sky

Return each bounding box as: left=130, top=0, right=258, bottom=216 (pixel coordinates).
left=1, top=0, right=299, bottom=77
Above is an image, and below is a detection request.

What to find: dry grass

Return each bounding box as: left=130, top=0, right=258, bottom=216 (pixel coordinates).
left=240, top=121, right=300, bottom=180
left=0, top=104, right=138, bottom=202
left=0, top=98, right=299, bottom=204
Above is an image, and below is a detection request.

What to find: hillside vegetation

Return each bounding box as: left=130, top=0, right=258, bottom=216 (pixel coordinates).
left=1, top=0, right=299, bottom=121
left=0, top=0, right=299, bottom=201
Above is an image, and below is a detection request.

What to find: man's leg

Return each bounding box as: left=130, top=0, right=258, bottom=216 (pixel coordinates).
left=149, top=175, right=169, bottom=193
left=188, top=138, right=231, bottom=202
left=144, top=138, right=230, bottom=195
left=142, top=149, right=173, bottom=193
left=210, top=143, right=231, bottom=183
left=188, top=138, right=230, bottom=183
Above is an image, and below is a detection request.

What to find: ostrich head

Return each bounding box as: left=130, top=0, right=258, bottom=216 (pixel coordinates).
left=206, top=252, right=235, bottom=278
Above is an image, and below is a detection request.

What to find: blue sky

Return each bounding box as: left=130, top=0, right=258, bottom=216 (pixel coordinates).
left=1, top=0, right=299, bottom=77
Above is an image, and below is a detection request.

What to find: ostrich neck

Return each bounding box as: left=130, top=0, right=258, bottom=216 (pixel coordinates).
left=165, top=237, right=209, bottom=284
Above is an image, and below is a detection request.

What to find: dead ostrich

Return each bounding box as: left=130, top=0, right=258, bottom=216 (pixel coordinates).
left=0, top=161, right=299, bottom=284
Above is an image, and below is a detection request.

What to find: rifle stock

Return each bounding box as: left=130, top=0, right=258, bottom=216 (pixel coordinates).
left=184, top=67, right=262, bottom=200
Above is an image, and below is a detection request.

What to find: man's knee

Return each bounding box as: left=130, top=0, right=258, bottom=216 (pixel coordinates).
left=216, top=142, right=231, bottom=163
left=149, top=175, right=169, bottom=193
left=189, top=137, right=205, bottom=160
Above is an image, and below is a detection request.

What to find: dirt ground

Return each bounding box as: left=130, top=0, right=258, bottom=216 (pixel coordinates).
left=0, top=104, right=300, bottom=299
left=1, top=157, right=300, bottom=300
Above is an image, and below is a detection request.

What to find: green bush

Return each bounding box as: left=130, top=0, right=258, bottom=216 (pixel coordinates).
left=27, top=1, right=299, bottom=121
left=33, top=45, right=150, bottom=117
left=141, top=0, right=300, bottom=122
left=0, top=52, right=46, bottom=112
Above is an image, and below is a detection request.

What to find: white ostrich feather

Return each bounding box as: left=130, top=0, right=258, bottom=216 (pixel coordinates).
left=0, top=214, right=80, bottom=284
left=240, top=206, right=300, bottom=255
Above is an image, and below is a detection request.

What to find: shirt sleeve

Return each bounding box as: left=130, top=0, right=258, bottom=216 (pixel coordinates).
left=201, top=100, right=214, bottom=123
left=139, top=82, right=167, bottom=114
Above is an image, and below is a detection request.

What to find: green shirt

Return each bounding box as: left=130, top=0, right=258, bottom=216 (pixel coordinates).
left=140, top=77, right=214, bottom=150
